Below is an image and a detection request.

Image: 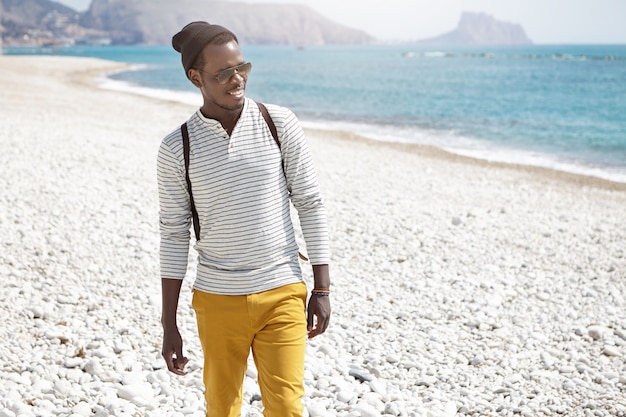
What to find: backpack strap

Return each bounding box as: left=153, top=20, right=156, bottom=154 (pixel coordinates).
left=256, top=101, right=290, bottom=188
left=181, top=122, right=201, bottom=241
left=256, top=102, right=309, bottom=262
left=256, top=101, right=280, bottom=148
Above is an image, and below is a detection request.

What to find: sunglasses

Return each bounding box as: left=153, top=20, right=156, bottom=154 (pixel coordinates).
left=214, top=62, right=252, bottom=84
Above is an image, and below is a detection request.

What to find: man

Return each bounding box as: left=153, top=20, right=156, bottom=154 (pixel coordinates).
left=157, top=21, right=331, bottom=417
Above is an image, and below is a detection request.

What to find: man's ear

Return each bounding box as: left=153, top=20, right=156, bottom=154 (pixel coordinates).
left=188, top=69, right=203, bottom=88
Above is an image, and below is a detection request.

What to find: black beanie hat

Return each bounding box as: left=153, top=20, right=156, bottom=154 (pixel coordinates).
left=172, top=21, right=238, bottom=75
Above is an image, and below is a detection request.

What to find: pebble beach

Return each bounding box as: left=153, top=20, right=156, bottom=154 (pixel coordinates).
left=1, top=55, right=625, bottom=417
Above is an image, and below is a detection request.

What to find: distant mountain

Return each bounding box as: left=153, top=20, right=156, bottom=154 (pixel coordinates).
left=419, top=12, right=532, bottom=46
left=82, top=0, right=375, bottom=45
left=0, top=0, right=105, bottom=45
left=0, top=0, right=375, bottom=46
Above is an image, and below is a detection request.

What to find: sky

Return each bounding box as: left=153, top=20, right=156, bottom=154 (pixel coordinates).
left=57, top=0, right=626, bottom=44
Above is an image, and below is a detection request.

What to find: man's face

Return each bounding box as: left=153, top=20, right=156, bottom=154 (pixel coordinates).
left=191, top=40, right=248, bottom=112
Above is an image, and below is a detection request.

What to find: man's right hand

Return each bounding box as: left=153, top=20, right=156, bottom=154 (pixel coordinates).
left=162, top=327, right=188, bottom=375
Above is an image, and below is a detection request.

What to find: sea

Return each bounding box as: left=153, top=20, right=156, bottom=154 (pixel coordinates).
left=5, top=43, right=626, bottom=183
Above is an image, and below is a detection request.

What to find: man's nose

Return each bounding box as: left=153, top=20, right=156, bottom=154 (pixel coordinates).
left=229, top=71, right=245, bottom=83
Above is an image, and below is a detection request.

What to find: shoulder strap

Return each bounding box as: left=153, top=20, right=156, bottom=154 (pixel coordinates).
left=256, top=101, right=280, bottom=148
left=181, top=122, right=201, bottom=241
left=255, top=102, right=309, bottom=262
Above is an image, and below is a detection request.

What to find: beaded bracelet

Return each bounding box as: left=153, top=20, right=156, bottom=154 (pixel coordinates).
left=311, top=288, right=330, bottom=296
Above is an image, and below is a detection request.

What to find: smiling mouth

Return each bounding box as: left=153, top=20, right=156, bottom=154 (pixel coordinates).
left=228, top=86, right=245, bottom=97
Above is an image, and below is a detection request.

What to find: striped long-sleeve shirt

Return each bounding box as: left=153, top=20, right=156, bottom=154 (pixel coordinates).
left=157, top=98, right=330, bottom=295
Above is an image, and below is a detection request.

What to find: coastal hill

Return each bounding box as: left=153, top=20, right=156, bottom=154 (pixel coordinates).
left=0, top=0, right=374, bottom=46
left=419, top=12, right=532, bottom=45
left=0, top=0, right=92, bottom=45
left=82, top=0, right=374, bottom=45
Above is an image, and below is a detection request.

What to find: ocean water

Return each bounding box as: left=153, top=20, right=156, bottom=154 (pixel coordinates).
left=5, top=44, right=626, bottom=182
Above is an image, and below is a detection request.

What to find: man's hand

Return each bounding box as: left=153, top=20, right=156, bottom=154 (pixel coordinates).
left=308, top=264, right=331, bottom=338
left=307, top=294, right=331, bottom=338
left=162, top=326, right=188, bottom=375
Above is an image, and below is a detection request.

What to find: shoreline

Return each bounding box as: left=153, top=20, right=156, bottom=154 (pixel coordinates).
left=2, top=55, right=626, bottom=416
left=303, top=126, right=626, bottom=193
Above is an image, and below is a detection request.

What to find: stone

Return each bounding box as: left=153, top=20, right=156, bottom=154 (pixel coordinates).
left=349, top=368, right=373, bottom=382
left=355, top=402, right=382, bottom=417
left=116, top=384, right=155, bottom=403
left=72, top=402, right=93, bottom=416
left=588, top=325, right=607, bottom=340
left=602, top=346, right=621, bottom=357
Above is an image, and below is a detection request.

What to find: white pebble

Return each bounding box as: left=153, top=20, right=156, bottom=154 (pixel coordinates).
left=71, top=402, right=93, bottom=416
left=417, top=376, right=437, bottom=387
left=588, top=325, right=607, bottom=340
left=602, top=346, right=621, bottom=357
left=307, top=403, right=329, bottom=417
left=117, top=384, right=155, bottom=402
left=369, top=379, right=387, bottom=397
left=355, top=402, right=382, bottom=417
left=470, top=355, right=485, bottom=366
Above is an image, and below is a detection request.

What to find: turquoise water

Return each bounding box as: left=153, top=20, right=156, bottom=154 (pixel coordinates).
left=5, top=44, right=626, bottom=182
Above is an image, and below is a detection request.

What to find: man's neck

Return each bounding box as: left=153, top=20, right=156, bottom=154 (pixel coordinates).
left=200, top=104, right=243, bottom=136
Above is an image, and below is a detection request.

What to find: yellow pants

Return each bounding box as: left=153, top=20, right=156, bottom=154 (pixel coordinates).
left=192, top=282, right=308, bottom=417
